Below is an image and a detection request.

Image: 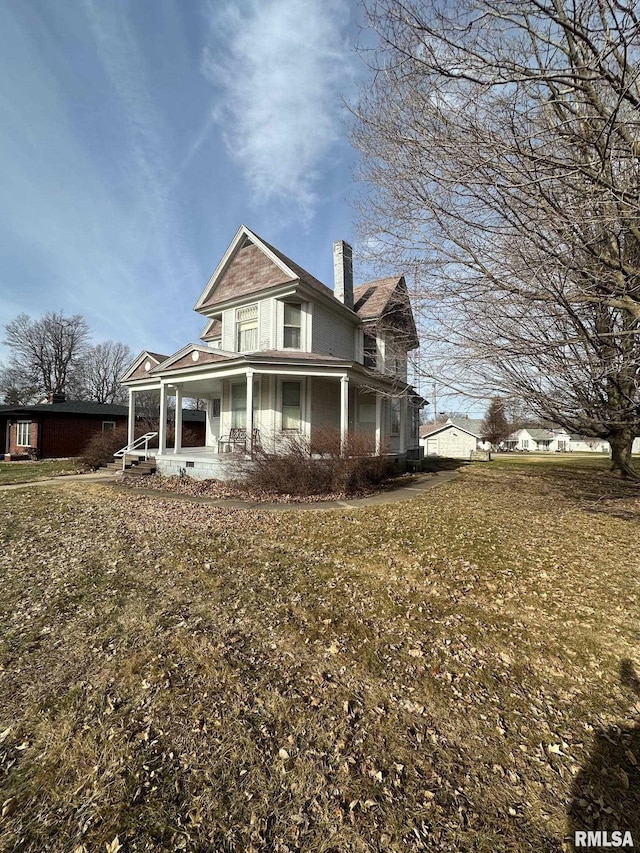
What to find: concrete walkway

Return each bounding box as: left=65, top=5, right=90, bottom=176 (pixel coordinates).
left=0, top=470, right=459, bottom=511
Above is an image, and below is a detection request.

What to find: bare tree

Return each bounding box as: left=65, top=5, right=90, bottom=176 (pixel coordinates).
left=481, top=397, right=510, bottom=448
left=354, top=0, right=640, bottom=475
left=2, top=312, right=90, bottom=400
left=0, top=364, right=41, bottom=405
left=76, top=341, right=133, bottom=404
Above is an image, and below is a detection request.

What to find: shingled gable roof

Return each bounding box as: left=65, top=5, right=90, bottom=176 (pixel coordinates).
left=149, top=344, right=234, bottom=374
left=120, top=350, right=169, bottom=383
left=199, top=318, right=222, bottom=341
left=194, top=225, right=342, bottom=313
left=354, top=276, right=419, bottom=348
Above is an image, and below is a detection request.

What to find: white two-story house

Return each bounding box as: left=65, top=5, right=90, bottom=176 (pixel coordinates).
left=120, top=225, right=423, bottom=479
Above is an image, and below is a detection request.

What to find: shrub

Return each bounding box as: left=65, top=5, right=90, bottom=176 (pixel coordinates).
left=80, top=425, right=129, bottom=470
left=80, top=422, right=204, bottom=470
left=245, top=427, right=396, bottom=496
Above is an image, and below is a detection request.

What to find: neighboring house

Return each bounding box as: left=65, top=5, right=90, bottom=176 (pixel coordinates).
left=0, top=397, right=206, bottom=460
left=504, top=427, right=610, bottom=452
left=120, top=225, right=424, bottom=480
left=0, top=398, right=128, bottom=459
left=420, top=418, right=485, bottom=458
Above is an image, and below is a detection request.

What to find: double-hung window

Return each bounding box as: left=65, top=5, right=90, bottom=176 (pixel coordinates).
left=231, top=383, right=247, bottom=428
left=283, top=303, right=301, bottom=349
left=236, top=305, right=258, bottom=352
left=282, top=381, right=301, bottom=430
left=16, top=422, right=31, bottom=446
left=363, top=334, right=377, bottom=369
left=390, top=399, right=401, bottom=434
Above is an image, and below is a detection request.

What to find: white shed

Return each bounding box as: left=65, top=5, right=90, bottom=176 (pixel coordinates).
left=419, top=419, right=480, bottom=459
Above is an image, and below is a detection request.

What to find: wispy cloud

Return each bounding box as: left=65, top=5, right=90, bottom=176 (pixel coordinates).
left=202, top=0, right=354, bottom=223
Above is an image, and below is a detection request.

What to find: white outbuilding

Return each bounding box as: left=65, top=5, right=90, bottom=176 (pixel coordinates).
left=419, top=418, right=483, bottom=459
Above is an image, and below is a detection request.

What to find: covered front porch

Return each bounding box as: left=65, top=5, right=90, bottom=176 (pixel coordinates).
left=124, top=360, right=410, bottom=480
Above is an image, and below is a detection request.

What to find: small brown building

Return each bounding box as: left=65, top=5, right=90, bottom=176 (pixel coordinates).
left=0, top=400, right=206, bottom=460
left=1, top=400, right=129, bottom=459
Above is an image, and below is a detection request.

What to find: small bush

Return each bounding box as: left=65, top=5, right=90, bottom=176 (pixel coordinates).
left=246, top=427, right=396, bottom=496
left=80, top=422, right=204, bottom=470
left=80, top=425, right=129, bottom=470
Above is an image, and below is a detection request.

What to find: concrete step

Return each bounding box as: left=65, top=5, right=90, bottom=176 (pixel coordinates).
left=101, top=455, right=157, bottom=476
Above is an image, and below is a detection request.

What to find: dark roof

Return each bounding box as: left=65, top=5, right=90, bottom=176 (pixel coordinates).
left=250, top=350, right=345, bottom=362
left=420, top=418, right=483, bottom=439
left=0, top=401, right=128, bottom=417
left=353, top=277, right=402, bottom=319
left=258, top=235, right=337, bottom=301
left=181, top=409, right=206, bottom=422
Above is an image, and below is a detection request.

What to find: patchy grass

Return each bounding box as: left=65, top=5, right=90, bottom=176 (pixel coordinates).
left=0, top=459, right=82, bottom=485
left=0, top=463, right=639, bottom=851
left=490, top=453, right=612, bottom=471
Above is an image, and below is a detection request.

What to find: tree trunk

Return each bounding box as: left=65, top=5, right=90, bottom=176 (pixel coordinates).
left=608, top=431, right=639, bottom=479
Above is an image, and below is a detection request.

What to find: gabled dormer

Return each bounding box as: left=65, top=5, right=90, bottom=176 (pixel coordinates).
left=120, top=350, right=169, bottom=383
left=353, top=276, right=418, bottom=379
left=194, top=226, right=360, bottom=358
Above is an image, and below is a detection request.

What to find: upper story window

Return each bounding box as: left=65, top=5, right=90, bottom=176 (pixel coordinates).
left=363, top=334, right=377, bottom=369
left=236, top=305, right=258, bottom=352
left=283, top=303, right=301, bottom=349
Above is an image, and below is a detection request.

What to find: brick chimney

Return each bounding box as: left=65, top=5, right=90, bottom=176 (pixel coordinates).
left=333, top=240, right=353, bottom=310
left=47, top=393, right=66, bottom=404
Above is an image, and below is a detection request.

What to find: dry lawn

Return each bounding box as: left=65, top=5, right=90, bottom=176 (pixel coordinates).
left=0, top=462, right=639, bottom=852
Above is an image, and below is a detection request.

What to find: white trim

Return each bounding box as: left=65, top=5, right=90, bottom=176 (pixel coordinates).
left=159, top=384, right=168, bottom=453
left=340, top=375, right=349, bottom=453
left=174, top=386, right=183, bottom=454
left=16, top=421, right=31, bottom=446
left=194, top=225, right=300, bottom=312
left=120, top=350, right=164, bottom=383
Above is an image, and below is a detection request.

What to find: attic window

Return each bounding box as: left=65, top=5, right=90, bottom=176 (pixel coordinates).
left=144, top=360, right=151, bottom=372
left=192, top=351, right=200, bottom=362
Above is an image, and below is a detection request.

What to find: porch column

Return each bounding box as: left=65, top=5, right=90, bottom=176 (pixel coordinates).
left=246, top=369, right=254, bottom=450
left=127, top=388, right=136, bottom=447
left=174, top=385, right=183, bottom=454
left=375, top=392, right=382, bottom=454
left=340, top=374, right=349, bottom=455
left=399, top=395, right=407, bottom=455
left=158, top=383, right=168, bottom=454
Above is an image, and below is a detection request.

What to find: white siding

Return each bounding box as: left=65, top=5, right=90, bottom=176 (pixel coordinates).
left=421, top=426, right=477, bottom=458
left=259, top=299, right=273, bottom=350
left=311, top=304, right=356, bottom=359
left=310, top=378, right=340, bottom=440
left=222, top=308, right=234, bottom=351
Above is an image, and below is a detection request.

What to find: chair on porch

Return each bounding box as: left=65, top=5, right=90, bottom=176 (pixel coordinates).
left=217, top=427, right=261, bottom=455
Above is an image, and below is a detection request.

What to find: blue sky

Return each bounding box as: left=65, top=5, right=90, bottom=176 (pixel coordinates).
left=0, top=0, right=365, bottom=357
left=0, top=0, right=486, bottom=416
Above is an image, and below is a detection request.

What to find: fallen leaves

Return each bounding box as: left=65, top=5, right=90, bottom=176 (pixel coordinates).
left=0, top=464, right=639, bottom=851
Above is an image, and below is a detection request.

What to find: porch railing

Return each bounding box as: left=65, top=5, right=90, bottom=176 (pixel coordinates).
left=114, top=432, right=158, bottom=470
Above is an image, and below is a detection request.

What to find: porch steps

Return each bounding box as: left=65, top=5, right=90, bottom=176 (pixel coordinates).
left=101, top=455, right=157, bottom=477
